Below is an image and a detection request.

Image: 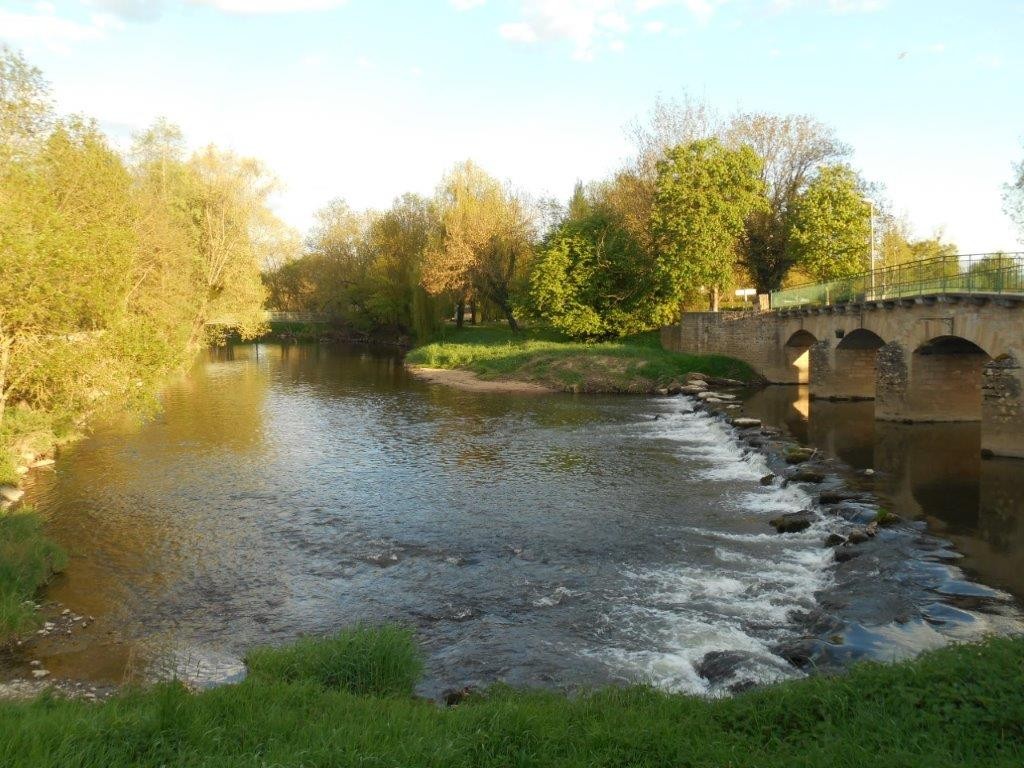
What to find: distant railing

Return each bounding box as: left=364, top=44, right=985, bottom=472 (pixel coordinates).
left=770, top=252, right=1024, bottom=310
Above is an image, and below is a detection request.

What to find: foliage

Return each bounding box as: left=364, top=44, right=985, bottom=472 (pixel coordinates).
left=406, top=326, right=757, bottom=391
left=1004, top=146, right=1024, bottom=244
left=264, top=194, right=443, bottom=339
left=0, top=48, right=276, bottom=468
left=787, top=164, right=872, bottom=281
left=0, top=508, right=66, bottom=641
left=1, top=630, right=1023, bottom=766
left=652, top=139, right=766, bottom=309
left=422, top=161, right=535, bottom=331
left=529, top=199, right=668, bottom=339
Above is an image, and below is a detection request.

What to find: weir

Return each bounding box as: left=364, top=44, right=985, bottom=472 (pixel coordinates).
left=661, top=253, right=1024, bottom=458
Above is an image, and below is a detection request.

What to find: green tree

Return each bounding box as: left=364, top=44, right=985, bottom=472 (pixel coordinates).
left=787, top=164, right=872, bottom=282
left=651, top=139, right=765, bottom=311
left=726, top=113, right=850, bottom=293
left=530, top=202, right=664, bottom=339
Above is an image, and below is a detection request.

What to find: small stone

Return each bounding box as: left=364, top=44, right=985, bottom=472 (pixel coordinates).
left=29, top=660, right=42, bottom=667
left=680, top=385, right=706, bottom=395
left=31, top=458, right=56, bottom=468
left=865, top=521, right=878, bottom=537
left=834, top=548, right=860, bottom=563
left=655, top=387, right=670, bottom=396
left=824, top=533, right=846, bottom=547
left=759, top=474, right=775, bottom=486
left=31, top=669, right=50, bottom=679
left=863, top=468, right=875, bottom=476
left=15, top=466, right=29, bottom=476
left=62, top=609, right=71, bottom=616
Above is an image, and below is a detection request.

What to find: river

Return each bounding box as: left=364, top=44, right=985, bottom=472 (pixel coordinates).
left=9, top=343, right=1024, bottom=697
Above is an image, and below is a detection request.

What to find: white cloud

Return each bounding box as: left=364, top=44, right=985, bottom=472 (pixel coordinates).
left=497, top=0, right=737, bottom=59
left=0, top=6, right=123, bottom=53
left=450, top=0, right=486, bottom=9
left=497, top=1, right=636, bottom=61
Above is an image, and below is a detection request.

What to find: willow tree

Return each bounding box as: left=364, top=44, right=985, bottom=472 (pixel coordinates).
left=421, top=161, right=534, bottom=331
left=652, top=139, right=765, bottom=311
left=184, top=146, right=273, bottom=344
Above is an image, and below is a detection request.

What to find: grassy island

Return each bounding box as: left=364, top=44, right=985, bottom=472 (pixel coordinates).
left=1, top=627, right=1022, bottom=766
left=405, top=326, right=757, bottom=393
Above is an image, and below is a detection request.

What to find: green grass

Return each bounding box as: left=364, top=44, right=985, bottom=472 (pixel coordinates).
left=245, top=625, right=423, bottom=696
left=405, top=326, right=757, bottom=392
left=1, top=629, right=1023, bottom=766
left=0, top=508, right=67, bottom=641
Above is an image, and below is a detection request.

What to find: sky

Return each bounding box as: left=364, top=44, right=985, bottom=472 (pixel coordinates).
left=2, top=0, right=1022, bottom=251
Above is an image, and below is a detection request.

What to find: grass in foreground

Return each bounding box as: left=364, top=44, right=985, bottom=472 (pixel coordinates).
left=0, top=508, right=66, bottom=641
left=1, top=628, right=1022, bottom=766
left=405, top=326, right=757, bottom=392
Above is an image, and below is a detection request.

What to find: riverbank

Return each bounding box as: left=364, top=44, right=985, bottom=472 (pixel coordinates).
left=405, top=326, right=758, bottom=393
left=0, top=508, right=66, bottom=643
left=1, top=626, right=1021, bottom=766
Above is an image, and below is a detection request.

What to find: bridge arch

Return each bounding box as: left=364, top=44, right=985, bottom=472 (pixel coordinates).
left=831, top=329, right=887, bottom=400
left=784, top=330, right=817, bottom=384
left=906, top=335, right=991, bottom=422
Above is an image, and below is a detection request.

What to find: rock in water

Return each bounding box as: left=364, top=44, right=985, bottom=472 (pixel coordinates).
left=759, top=474, right=775, bottom=486
left=789, top=468, right=826, bottom=484
left=730, top=417, right=761, bottom=428
left=784, top=447, right=816, bottom=464
left=769, top=511, right=815, bottom=533
left=847, top=528, right=869, bottom=544
left=824, top=533, right=846, bottom=547
left=0, top=486, right=24, bottom=503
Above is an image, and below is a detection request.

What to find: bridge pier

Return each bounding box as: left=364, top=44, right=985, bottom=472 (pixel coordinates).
left=982, top=355, right=1024, bottom=459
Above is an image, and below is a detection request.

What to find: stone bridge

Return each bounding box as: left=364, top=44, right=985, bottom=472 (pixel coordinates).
left=661, top=295, right=1024, bottom=458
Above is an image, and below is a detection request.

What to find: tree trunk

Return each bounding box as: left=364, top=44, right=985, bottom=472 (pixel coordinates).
left=455, top=299, right=465, bottom=329
left=496, top=300, right=519, bottom=332
left=469, top=299, right=476, bottom=325
left=710, top=286, right=720, bottom=312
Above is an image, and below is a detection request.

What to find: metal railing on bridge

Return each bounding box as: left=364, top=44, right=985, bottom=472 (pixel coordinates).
left=770, top=252, right=1024, bottom=310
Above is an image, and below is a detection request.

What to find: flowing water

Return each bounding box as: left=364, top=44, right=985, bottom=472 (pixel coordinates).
left=10, top=343, right=1024, bottom=696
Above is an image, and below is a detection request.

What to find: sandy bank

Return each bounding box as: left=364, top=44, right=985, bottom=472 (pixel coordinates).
left=407, top=366, right=552, bottom=394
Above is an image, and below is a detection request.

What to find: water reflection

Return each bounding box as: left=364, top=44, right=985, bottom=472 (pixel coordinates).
left=744, top=388, right=1024, bottom=598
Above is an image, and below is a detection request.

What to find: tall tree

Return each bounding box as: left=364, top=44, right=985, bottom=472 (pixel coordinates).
left=421, top=161, right=534, bottom=331
left=725, top=113, right=850, bottom=292
left=651, top=139, right=765, bottom=311
left=787, top=164, right=872, bottom=282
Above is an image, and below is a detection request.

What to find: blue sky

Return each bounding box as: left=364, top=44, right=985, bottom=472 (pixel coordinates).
left=2, top=0, right=1022, bottom=251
